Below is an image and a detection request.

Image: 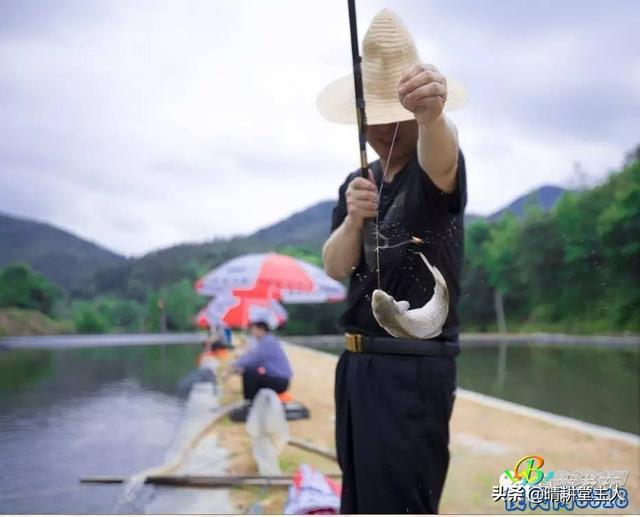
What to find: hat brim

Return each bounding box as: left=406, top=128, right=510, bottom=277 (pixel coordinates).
left=316, top=74, right=468, bottom=125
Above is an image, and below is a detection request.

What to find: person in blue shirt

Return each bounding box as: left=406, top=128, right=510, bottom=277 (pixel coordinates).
left=231, top=320, right=293, bottom=401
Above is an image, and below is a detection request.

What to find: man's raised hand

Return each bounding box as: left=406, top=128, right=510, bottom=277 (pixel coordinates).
left=398, top=63, right=447, bottom=127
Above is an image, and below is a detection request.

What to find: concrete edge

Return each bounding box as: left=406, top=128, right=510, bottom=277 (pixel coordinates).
left=457, top=388, right=640, bottom=448
left=0, top=332, right=207, bottom=349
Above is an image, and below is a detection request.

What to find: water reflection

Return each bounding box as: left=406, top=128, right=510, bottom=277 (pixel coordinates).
left=457, top=345, right=639, bottom=435
left=0, top=344, right=200, bottom=514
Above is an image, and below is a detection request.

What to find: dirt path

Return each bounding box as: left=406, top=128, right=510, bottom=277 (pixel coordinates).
left=218, top=342, right=639, bottom=514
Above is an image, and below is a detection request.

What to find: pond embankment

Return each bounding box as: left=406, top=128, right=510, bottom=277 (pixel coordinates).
left=219, top=342, right=639, bottom=514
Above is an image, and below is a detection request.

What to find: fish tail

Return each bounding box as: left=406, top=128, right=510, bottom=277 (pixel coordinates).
left=418, top=253, right=447, bottom=288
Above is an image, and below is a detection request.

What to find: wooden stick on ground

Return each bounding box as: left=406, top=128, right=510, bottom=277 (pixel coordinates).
left=287, top=437, right=338, bottom=462
left=80, top=473, right=342, bottom=489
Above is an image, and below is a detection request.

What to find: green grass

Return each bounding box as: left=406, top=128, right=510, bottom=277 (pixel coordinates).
left=0, top=307, right=70, bottom=336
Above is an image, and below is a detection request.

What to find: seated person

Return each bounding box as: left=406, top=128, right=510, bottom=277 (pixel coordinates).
left=231, top=320, right=293, bottom=402
left=198, top=323, right=231, bottom=364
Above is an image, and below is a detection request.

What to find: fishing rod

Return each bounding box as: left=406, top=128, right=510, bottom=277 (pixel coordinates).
left=347, top=0, right=368, bottom=178
left=348, top=0, right=385, bottom=287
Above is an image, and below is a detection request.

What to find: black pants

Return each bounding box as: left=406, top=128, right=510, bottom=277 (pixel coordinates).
left=335, top=350, right=457, bottom=514
left=242, top=369, right=289, bottom=401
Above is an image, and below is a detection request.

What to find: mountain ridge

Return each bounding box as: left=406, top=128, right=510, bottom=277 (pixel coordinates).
left=0, top=211, right=127, bottom=292
left=0, top=184, right=571, bottom=294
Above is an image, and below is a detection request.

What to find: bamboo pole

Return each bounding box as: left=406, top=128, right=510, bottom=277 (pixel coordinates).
left=81, top=473, right=341, bottom=489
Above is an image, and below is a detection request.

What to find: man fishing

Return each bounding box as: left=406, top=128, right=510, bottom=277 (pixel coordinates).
left=319, top=8, right=467, bottom=514
left=230, top=320, right=293, bottom=402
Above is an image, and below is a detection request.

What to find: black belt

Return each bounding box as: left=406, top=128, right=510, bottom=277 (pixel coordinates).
left=345, top=332, right=459, bottom=357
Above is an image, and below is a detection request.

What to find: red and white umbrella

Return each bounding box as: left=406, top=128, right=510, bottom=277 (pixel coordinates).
left=196, top=294, right=288, bottom=330
left=194, top=253, right=346, bottom=303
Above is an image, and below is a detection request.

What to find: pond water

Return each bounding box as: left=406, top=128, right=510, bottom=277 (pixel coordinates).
left=456, top=344, right=639, bottom=435
left=0, top=340, right=638, bottom=514
left=0, top=344, right=201, bottom=514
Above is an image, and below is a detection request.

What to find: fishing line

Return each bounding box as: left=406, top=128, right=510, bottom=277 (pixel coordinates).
left=375, top=121, right=400, bottom=289
left=374, top=45, right=412, bottom=289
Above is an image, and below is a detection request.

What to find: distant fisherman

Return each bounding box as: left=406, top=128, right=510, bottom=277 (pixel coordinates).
left=177, top=322, right=231, bottom=396
left=319, top=9, right=468, bottom=514
left=198, top=322, right=232, bottom=363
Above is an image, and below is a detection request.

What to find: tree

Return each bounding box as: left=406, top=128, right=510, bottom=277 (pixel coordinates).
left=514, top=210, right=564, bottom=321
left=73, top=301, right=109, bottom=333
left=160, top=279, right=205, bottom=331
left=482, top=215, right=524, bottom=329
left=92, top=297, right=145, bottom=332
left=0, top=263, right=61, bottom=316
left=459, top=220, right=495, bottom=330
left=595, top=160, right=640, bottom=328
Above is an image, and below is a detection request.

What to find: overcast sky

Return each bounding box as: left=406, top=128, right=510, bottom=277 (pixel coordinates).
left=1, top=0, right=638, bottom=256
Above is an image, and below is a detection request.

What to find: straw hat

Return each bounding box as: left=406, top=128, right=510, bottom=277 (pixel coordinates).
left=317, top=9, right=468, bottom=125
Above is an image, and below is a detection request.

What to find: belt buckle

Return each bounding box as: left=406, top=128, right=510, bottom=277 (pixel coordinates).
left=346, top=333, right=363, bottom=353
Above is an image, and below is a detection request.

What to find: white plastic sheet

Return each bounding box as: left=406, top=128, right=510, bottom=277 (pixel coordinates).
left=245, top=388, right=289, bottom=475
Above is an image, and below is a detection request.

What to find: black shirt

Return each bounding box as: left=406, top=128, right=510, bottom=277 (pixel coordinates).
left=330, top=149, right=467, bottom=342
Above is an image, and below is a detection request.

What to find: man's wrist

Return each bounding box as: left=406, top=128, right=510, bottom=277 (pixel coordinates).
left=343, top=214, right=364, bottom=233
left=416, top=112, right=447, bottom=132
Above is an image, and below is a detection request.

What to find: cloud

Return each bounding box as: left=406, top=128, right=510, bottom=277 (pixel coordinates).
left=0, top=0, right=637, bottom=255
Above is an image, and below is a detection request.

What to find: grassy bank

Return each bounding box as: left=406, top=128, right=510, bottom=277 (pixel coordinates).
left=0, top=307, right=70, bottom=336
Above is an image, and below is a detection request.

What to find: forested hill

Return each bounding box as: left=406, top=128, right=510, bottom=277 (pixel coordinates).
left=251, top=201, right=335, bottom=248
left=1, top=184, right=570, bottom=296
left=459, top=156, right=639, bottom=333
left=488, top=185, right=569, bottom=221
left=0, top=212, right=126, bottom=292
